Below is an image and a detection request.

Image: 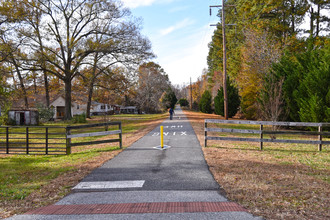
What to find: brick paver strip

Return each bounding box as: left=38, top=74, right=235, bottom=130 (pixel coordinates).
left=26, top=202, right=247, bottom=215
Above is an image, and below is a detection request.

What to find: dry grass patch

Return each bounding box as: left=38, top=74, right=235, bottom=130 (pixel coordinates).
left=184, top=110, right=329, bottom=220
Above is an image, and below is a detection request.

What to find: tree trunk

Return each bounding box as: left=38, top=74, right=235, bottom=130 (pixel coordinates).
left=310, top=7, right=314, bottom=37
left=13, top=59, right=28, bottom=109
left=64, top=79, right=72, bottom=120
left=86, top=53, right=98, bottom=118
left=11, top=70, right=17, bottom=90
left=86, top=78, right=95, bottom=118
left=43, top=71, right=50, bottom=107
left=291, top=0, right=295, bottom=34
left=33, top=73, right=37, bottom=94
left=316, top=4, right=320, bottom=36
left=35, top=21, right=50, bottom=108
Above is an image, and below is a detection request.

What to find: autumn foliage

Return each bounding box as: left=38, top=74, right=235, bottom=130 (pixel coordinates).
left=200, top=0, right=330, bottom=122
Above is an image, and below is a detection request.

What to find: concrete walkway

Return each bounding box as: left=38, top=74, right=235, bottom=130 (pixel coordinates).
left=8, top=107, right=262, bottom=220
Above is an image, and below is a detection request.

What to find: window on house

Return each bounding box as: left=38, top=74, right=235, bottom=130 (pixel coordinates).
left=77, top=105, right=79, bottom=109
left=101, top=105, right=105, bottom=109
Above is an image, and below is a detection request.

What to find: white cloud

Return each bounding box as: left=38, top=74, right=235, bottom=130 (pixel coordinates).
left=159, top=18, right=195, bottom=36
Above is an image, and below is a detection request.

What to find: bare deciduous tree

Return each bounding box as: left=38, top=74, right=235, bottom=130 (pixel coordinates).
left=258, top=76, right=285, bottom=122
left=237, top=28, right=282, bottom=119
left=2, top=0, right=153, bottom=120
left=135, top=62, right=170, bottom=113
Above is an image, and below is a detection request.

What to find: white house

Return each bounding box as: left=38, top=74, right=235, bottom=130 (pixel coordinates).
left=50, top=97, right=115, bottom=119
left=50, top=96, right=87, bottom=119
left=90, top=101, right=113, bottom=115
left=51, top=96, right=68, bottom=119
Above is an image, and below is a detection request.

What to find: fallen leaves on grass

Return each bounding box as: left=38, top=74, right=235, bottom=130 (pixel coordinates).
left=184, top=110, right=330, bottom=220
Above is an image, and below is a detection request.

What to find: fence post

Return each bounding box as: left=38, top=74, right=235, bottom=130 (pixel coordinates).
left=119, top=122, right=122, bottom=149
left=66, top=127, right=71, bottom=155
left=205, top=121, right=207, bottom=147
left=26, top=127, right=29, bottom=154
left=318, top=125, right=322, bottom=151
left=45, top=127, right=49, bottom=155
left=6, top=127, right=9, bottom=154
left=260, top=124, right=263, bottom=150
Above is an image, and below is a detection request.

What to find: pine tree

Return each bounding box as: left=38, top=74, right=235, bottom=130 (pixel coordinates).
left=214, top=78, right=240, bottom=118
left=271, top=40, right=330, bottom=122
left=160, top=88, right=177, bottom=110
left=199, top=90, right=212, bottom=114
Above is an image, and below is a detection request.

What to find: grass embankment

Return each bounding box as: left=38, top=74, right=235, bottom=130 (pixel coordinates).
left=0, top=113, right=166, bottom=218
left=185, top=110, right=329, bottom=220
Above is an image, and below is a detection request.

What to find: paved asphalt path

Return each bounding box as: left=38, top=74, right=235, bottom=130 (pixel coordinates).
left=8, top=107, right=262, bottom=220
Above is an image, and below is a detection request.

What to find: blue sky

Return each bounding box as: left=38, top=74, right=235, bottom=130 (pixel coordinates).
left=121, top=0, right=221, bottom=85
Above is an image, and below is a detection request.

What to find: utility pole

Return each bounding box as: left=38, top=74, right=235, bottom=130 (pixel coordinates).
left=210, top=1, right=235, bottom=120
left=190, top=77, right=193, bottom=110
left=221, top=0, right=228, bottom=120
left=183, top=82, right=187, bottom=100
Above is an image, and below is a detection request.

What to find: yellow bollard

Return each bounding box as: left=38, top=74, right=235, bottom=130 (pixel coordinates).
left=160, top=126, right=164, bottom=148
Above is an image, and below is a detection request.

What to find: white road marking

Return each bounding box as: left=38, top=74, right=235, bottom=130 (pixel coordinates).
left=73, top=181, right=145, bottom=190
left=153, top=131, right=187, bottom=136
left=153, top=145, right=171, bottom=150
left=163, top=125, right=183, bottom=128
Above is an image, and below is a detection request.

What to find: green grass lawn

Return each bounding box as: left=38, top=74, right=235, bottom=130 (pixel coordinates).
left=0, top=113, right=167, bottom=213
left=0, top=113, right=167, bottom=154
left=0, top=146, right=119, bottom=201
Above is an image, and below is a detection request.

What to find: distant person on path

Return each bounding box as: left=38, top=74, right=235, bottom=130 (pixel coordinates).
left=169, top=108, right=174, bottom=120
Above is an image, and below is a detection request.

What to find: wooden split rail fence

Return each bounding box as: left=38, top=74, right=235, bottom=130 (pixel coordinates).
left=66, top=122, right=122, bottom=154
left=204, top=119, right=330, bottom=151
left=0, top=122, right=122, bottom=155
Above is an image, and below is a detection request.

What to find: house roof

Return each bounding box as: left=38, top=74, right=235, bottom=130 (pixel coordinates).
left=91, top=101, right=108, bottom=106
left=11, top=93, right=51, bottom=109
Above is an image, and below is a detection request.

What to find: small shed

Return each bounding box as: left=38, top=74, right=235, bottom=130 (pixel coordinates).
left=8, top=109, right=39, bottom=125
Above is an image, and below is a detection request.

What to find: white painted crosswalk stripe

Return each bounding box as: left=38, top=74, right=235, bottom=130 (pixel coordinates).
left=73, top=180, right=145, bottom=190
